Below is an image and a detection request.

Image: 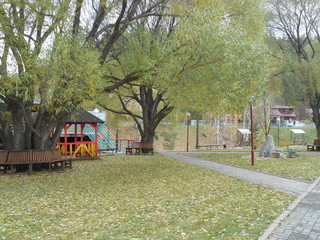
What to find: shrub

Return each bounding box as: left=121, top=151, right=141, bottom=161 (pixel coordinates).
left=160, top=132, right=178, bottom=150
left=287, top=147, right=299, bottom=158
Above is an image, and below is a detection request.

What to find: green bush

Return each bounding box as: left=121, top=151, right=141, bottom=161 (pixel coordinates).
left=287, top=147, right=299, bottom=158
left=160, top=132, right=178, bottom=150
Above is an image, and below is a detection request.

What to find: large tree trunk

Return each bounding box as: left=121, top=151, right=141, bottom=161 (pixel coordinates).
left=140, top=129, right=156, bottom=144
left=138, top=86, right=173, bottom=145
left=310, top=94, right=320, bottom=139
left=0, top=98, right=69, bottom=172
left=106, top=85, right=174, bottom=147
left=0, top=98, right=67, bottom=151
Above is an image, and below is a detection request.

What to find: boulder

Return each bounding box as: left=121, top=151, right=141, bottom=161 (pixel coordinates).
left=259, top=135, right=275, bottom=158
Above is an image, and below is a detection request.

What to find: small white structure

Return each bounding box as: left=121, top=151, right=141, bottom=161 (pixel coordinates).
left=290, top=129, right=306, bottom=145
left=236, top=129, right=251, bottom=147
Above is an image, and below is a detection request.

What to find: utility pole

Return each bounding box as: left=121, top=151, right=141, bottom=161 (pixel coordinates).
left=250, top=105, right=254, bottom=166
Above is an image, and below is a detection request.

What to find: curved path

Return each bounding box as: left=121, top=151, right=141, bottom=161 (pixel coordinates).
left=159, top=151, right=309, bottom=196
left=159, top=151, right=320, bottom=240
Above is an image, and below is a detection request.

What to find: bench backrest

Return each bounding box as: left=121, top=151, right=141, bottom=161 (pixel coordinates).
left=6, top=150, right=55, bottom=163
left=53, top=149, right=62, bottom=159
left=0, top=151, right=8, bottom=164
left=4, top=149, right=64, bottom=164
left=314, top=139, right=320, bottom=145
left=139, top=142, right=153, bottom=149
left=131, top=142, right=140, bottom=148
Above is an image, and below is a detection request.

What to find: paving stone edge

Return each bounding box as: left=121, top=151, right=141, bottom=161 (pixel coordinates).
left=259, top=176, right=320, bottom=240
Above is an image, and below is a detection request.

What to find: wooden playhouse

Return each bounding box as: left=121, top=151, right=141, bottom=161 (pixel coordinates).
left=57, top=111, right=104, bottom=159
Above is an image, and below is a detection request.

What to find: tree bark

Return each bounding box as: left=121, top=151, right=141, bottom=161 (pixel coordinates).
left=103, top=85, right=174, bottom=145
left=0, top=96, right=68, bottom=151
left=139, top=86, right=174, bottom=144
left=310, top=94, right=320, bottom=139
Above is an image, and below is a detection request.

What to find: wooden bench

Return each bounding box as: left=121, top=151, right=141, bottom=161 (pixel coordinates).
left=52, top=149, right=73, bottom=169
left=0, top=149, right=72, bottom=175
left=139, top=142, right=154, bottom=155
left=126, top=142, right=154, bottom=155
left=198, top=144, right=220, bottom=150
left=307, top=139, right=320, bottom=151
left=126, top=142, right=140, bottom=155
left=0, top=150, right=8, bottom=173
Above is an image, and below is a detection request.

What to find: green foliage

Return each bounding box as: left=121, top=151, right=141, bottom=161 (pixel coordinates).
left=0, top=0, right=101, bottom=111
left=0, top=156, right=292, bottom=239
left=38, top=37, right=101, bottom=111
left=1, top=36, right=101, bottom=111
left=287, top=147, right=299, bottom=158
left=100, top=0, right=269, bottom=126
left=160, top=132, right=178, bottom=150
left=280, top=53, right=314, bottom=105
left=176, top=0, right=268, bottom=111
left=253, top=127, right=266, bottom=145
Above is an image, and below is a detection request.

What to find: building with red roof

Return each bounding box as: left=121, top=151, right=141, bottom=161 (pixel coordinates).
left=271, top=106, right=297, bottom=126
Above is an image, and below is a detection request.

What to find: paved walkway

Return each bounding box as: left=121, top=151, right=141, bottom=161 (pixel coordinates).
left=159, top=151, right=320, bottom=240
left=160, top=151, right=309, bottom=196
left=265, top=177, right=320, bottom=240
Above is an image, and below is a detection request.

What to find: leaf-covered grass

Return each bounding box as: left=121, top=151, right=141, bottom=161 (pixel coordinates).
left=188, top=153, right=320, bottom=183
left=0, top=156, right=293, bottom=239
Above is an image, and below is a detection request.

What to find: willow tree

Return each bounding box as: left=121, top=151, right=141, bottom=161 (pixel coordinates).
left=267, top=0, right=320, bottom=138
left=99, top=0, right=269, bottom=144
left=0, top=37, right=100, bottom=150
left=0, top=1, right=99, bottom=150
left=0, top=0, right=169, bottom=151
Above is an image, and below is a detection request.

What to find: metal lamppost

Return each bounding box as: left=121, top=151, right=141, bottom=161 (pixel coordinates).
left=186, top=112, right=191, bottom=151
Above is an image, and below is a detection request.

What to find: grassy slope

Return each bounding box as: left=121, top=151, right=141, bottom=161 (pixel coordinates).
left=269, top=127, right=317, bottom=145
left=0, top=156, right=293, bottom=239
left=116, top=123, right=318, bottom=151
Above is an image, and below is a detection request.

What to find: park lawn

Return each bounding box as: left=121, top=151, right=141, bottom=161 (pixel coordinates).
left=188, top=153, right=320, bottom=183
left=0, top=156, right=293, bottom=240
left=194, top=148, right=253, bottom=152
left=269, top=126, right=317, bottom=145
left=195, top=145, right=308, bottom=152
